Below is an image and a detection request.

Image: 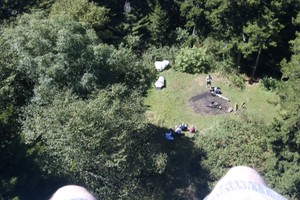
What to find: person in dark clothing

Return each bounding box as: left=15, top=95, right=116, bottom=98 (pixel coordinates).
left=210, top=87, right=222, bottom=95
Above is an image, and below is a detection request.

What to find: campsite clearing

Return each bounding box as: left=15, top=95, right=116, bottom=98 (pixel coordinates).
left=145, top=70, right=280, bottom=131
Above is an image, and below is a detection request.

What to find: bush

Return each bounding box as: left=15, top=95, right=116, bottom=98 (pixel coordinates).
left=228, top=74, right=245, bottom=89
left=260, top=77, right=278, bottom=91
left=174, top=47, right=211, bottom=73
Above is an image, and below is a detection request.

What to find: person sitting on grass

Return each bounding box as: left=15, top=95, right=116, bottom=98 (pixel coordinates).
left=179, top=123, right=188, bottom=131
left=175, top=126, right=182, bottom=135
left=189, top=125, right=196, bottom=133
left=165, top=129, right=174, bottom=140
left=210, top=86, right=222, bottom=95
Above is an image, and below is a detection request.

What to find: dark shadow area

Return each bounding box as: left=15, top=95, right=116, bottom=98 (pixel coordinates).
left=239, top=46, right=286, bottom=81
left=148, top=124, right=211, bottom=200
left=163, top=64, right=172, bottom=71
left=20, top=175, right=68, bottom=200
left=0, top=133, right=67, bottom=200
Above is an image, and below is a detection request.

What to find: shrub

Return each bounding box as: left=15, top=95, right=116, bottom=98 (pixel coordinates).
left=228, top=74, right=245, bottom=89
left=174, top=47, right=211, bottom=73
left=260, top=77, right=278, bottom=91
left=196, top=118, right=275, bottom=187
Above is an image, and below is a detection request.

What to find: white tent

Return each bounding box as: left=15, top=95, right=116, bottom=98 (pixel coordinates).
left=154, top=76, right=165, bottom=89
left=155, top=60, right=169, bottom=72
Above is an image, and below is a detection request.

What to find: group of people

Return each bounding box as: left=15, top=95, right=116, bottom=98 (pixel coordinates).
left=165, top=75, right=222, bottom=141
left=210, top=86, right=222, bottom=95
left=206, top=74, right=223, bottom=95
left=165, top=123, right=196, bottom=141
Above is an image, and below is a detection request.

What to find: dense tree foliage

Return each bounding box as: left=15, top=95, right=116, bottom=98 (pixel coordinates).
left=0, top=0, right=53, bottom=21
left=174, top=0, right=300, bottom=78
left=267, top=20, right=300, bottom=199
left=0, top=0, right=300, bottom=199
left=22, top=85, right=165, bottom=199
left=0, top=11, right=152, bottom=95
left=0, top=8, right=156, bottom=199
left=195, top=118, right=276, bottom=186
left=147, top=1, right=170, bottom=46
left=50, top=0, right=109, bottom=31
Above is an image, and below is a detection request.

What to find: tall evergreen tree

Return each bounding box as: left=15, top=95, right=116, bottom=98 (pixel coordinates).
left=147, top=1, right=170, bottom=46
left=174, top=0, right=205, bottom=35
left=238, top=4, right=283, bottom=81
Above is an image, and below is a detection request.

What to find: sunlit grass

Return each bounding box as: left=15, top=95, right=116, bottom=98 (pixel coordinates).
left=144, top=69, right=280, bottom=133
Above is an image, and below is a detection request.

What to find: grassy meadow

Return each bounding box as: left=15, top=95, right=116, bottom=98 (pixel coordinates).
left=144, top=69, right=280, bottom=134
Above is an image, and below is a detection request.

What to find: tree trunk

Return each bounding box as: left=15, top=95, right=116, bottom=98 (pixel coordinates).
left=250, top=46, right=262, bottom=82
left=192, top=25, right=196, bottom=35
left=237, top=52, right=241, bottom=67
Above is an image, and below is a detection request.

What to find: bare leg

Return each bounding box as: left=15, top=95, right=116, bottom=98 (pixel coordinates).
left=50, top=185, right=96, bottom=200
left=215, top=166, right=266, bottom=187
left=205, top=166, right=287, bottom=200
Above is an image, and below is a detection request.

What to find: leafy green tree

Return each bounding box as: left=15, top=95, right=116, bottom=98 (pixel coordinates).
left=122, top=10, right=149, bottom=50
left=0, top=12, right=98, bottom=93
left=0, top=10, right=155, bottom=198
left=196, top=118, right=277, bottom=189
left=201, top=37, right=235, bottom=73
left=201, top=0, right=250, bottom=68
left=22, top=85, right=167, bottom=199
left=50, top=0, right=109, bottom=30
left=93, top=0, right=162, bottom=45
left=0, top=11, right=152, bottom=97
left=178, top=0, right=300, bottom=80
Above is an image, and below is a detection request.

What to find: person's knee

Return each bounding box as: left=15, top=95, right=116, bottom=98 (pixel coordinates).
left=50, top=185, right=96, bottom=200
left=205, top=166, right=287, bottom=200
left=218, top=166, right=265, bottom=186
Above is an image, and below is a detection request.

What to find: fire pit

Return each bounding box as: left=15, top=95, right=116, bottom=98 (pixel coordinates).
left=188, top=92, right=231, bottom=115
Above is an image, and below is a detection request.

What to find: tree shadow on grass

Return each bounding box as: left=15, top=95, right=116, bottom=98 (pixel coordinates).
left=149, top=124, right=211, bottom=200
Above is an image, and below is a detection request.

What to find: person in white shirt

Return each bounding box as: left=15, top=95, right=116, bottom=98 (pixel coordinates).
left=206, top=75, right=212, bottom=88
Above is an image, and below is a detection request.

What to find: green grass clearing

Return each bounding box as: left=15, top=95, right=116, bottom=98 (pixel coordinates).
left=144, top=69, right=280, bottom=133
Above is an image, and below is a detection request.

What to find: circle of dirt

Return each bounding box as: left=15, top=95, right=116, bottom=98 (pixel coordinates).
left=188, top=92, right=231, bottom=115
